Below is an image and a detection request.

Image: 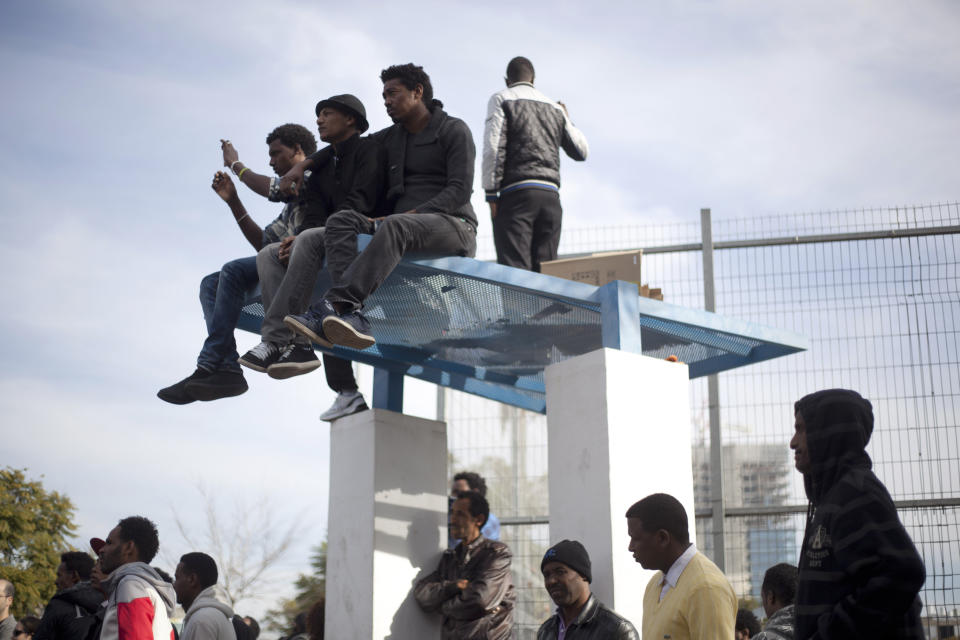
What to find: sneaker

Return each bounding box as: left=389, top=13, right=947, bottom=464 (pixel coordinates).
left=319, top=390, right=369, bottom=421
left=157, top=368, right=211, bottom=405
left=239, top=341, right=281, bottom=372
left=184, top=369, right=249, bottom=401
left=323, top=309, right=375, bottom=350
left=267, top=343, right=322, bottom=380
left=284, top=300, right=336, bottom=348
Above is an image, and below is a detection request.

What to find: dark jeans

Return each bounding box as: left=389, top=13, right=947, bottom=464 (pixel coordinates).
left=323, top=210, right=477, bottom=311
left=492, top=188, right=562, bottom=272
left=197, top=256, right=260, bottom=373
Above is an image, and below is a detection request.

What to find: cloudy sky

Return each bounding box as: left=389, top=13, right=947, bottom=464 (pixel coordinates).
left=2, top=0, right=958, bottom=621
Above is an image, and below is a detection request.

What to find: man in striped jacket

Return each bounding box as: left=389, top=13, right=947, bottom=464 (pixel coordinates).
left=95, top=517, right=175, bottom=640
left=791, top=389, right=926, bottom=638
left=481, top=56, right=588, bottom=273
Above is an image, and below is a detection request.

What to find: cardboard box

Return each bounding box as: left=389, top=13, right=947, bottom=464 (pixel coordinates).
left=540, top=250, right=642, bottom=288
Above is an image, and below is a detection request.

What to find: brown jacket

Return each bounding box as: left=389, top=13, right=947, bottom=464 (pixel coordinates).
left=414, top=536, right=515, bottom=639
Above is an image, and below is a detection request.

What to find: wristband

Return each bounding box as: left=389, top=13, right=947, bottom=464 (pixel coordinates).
left=236, top=213, right=249, bottom=223
left=238, top=167, right=249, bottom=180
left=230, top=160, right=242, bottom=174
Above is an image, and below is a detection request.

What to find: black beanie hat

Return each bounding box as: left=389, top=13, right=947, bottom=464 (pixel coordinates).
left=541, top=539, right=591, bottom=583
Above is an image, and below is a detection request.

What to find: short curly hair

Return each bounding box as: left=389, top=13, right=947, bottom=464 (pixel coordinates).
left=453, top=471, right=487, bottom=498
left=455, top=490, right=490, bottom=529
left=60, top=551, right=95, bottom=579
left=380, top=63, right=440, bottom=111
left=266, top=124, right=317, bottom=156
left=116, top=515, right=160, bottom=563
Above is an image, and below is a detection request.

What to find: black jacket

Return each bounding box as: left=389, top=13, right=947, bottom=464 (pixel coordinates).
left=370, top=103, right=477, bottom=227
left=794, top=389, right=925, bottom=639
left=33, top=581, right=103, bottom=640
left=414, top=535, right=515, bottom=640
left=305, top=133, right=385, bottom=221
left=536, top=594, right=637, bottom=640
left=482, top=82, right=588, bottom=198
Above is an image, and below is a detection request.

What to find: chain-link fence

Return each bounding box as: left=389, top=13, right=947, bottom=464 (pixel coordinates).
left=444, top=202, right=960, bottom=638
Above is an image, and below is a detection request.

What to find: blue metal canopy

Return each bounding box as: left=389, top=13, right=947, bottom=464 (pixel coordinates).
left=237, top=236, right=808, bottom=413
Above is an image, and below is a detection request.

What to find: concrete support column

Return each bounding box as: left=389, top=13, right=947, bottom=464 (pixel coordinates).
left=545, top=348, right=694, bottom=629
left=326, top=409, right=447, bottom=639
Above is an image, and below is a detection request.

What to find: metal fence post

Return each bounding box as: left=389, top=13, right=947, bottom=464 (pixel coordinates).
left=701, top=207, right=726, bottom=571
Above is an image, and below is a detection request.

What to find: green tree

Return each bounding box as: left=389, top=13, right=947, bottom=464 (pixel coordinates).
left=264, top=542, right=327, bottom=633
left=0, top=468, right=76, bottom=617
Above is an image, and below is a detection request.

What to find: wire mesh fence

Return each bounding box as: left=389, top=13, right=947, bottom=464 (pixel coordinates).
left=446, top=202, right=960, bottom=638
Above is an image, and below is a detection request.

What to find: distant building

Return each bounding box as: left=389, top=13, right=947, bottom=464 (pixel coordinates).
left=693, top=442, right=797, bottom=597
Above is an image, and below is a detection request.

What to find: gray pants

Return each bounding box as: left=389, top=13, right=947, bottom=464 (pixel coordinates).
left=256, top=227, right=357, bottom=392
left=257, top=227, right=328, bottom=345
left=324, top=210, right=477, bottom=311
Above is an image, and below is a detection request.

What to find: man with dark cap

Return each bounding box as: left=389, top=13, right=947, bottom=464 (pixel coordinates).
left=536, top=540, right=637, bottom=640
left=414, top=491, right=515, bottom=639
left=238, top=94, right=383, bottom=421
left=791, top=389, right=926, bottom=638
left=283, top=63, right=477, bottom=352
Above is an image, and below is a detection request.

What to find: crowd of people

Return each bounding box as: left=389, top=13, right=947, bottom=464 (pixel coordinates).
left=1, top=389, right=930, bottom=638
left=157, top=56, right=588, bottom=420
left=7, top=54, right=930, bottom=640
left=0, top=518, right=308, bottom=640
left=415, top=389, right=927, bottom=639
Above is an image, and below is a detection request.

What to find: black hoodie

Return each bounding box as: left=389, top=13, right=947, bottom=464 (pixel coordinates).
left=33, top=581, right=103, bottom=640
left=794, top=389, right=925, bottom=639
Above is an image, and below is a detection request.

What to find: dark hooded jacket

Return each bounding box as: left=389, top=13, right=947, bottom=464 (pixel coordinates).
left=33, top=581, right=103, bottom=640
left=794, top=389, right=925, bottom=639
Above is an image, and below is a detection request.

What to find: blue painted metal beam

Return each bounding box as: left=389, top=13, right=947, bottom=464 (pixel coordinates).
left=373, top=368, right=404, bottom=412
left=596, top=280, right=643, bottom=354
left=234, top=235, right=809, bottom=413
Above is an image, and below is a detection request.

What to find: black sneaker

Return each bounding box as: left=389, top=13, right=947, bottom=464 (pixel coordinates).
left=157, top=368, right=211, bottom=405
left=267, top=343, right=322, bottom=380
left=283, top=299, right=336, bottom=348
left=323, top=309, right=375, bottom=350
left=184, top=369, right=249, bottom=401
left=238, top=341, right=281, bottom=372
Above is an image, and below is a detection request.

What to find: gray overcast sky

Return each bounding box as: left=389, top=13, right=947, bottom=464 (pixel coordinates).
left=2, top=0, right=958, bottom=620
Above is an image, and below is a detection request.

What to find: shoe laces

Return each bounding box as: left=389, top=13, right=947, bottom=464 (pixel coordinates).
left=250, top=341, right=277, bottom=359
left=278, top=343, right=296, bottom=359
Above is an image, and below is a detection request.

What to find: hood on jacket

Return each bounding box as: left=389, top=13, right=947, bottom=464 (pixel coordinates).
left=53, top=580, right=104, bottom=612
left=794, top=388, right=874, bottom=504
left=106, top=562, right=177, bottom=616
left=183, top=585, right=234, bottom=625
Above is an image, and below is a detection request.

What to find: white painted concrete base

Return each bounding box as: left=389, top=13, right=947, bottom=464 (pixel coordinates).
left=545, top=348, right=694, bottom=630
left=325, top=409, right=447, bottom=640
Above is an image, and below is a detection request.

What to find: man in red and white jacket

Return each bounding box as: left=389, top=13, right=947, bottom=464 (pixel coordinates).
left=95, top=517, right=175, bottom=640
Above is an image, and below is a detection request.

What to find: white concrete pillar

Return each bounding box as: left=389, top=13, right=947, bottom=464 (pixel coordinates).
left=326, top=409, right=448, bottom=640
left=545, top=348, right=694, bottom=630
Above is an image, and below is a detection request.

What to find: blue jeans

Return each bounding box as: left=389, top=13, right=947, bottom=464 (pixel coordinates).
left=197, top=256, right=260, bottom=372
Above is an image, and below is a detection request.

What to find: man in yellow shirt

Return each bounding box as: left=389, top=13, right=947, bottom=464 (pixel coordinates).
left=625, top=493, right=736, bottom=640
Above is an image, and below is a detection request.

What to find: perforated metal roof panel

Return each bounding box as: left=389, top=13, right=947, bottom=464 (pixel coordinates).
left=237, top=237, right=808, bottom=413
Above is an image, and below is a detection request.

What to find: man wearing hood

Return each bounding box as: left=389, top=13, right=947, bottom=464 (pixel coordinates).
left=791, top=389, right=926, bottom=638
left=172, top=553, right=235, bottom=640
left=34, top=552, right=102, bottom=640
left=96, top=517, right=175, bottom=640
